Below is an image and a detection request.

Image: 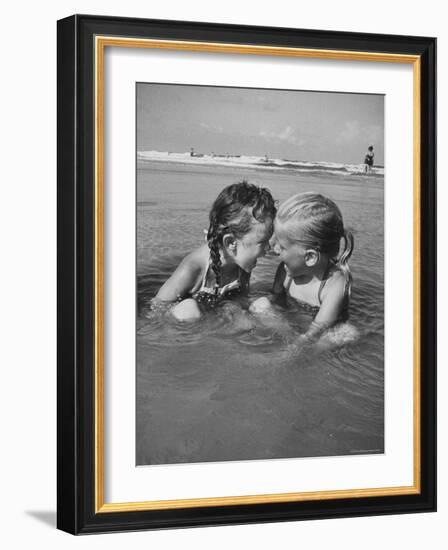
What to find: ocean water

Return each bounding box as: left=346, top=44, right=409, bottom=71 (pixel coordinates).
left=138, top=150, right=384, bottom=177
left=136, top=160, right=384, bottom=465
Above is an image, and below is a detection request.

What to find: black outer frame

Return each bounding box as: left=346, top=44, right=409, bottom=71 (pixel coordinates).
left=57, top=14, right=436, bottom=535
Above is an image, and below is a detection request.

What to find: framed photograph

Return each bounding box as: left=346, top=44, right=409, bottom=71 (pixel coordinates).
left=57, top=14, right=436, bottom=534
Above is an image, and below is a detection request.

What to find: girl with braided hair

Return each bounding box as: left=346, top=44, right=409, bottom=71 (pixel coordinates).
left=154, top=181, right=276, bottom=321
left=250, top=192, right=354, bottom=345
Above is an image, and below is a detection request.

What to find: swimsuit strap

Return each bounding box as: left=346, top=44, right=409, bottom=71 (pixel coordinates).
left=218, top=277, right=241, bottom=296
left=284, top=264, right=327, bottom=305
left=199, top=258, right=214, bottom=293
left=285, top=261, right=349, bottom=310
left=317, top=261, right=335, bottom=304
left=284, top=267, right=292, bottom=292
left=198, top=256, right=242, bottom=296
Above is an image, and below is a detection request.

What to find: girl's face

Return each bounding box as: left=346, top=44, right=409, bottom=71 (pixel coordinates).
left=231, top=217, right=273, bottom=272
left=273, top=223, right=310, bottom=278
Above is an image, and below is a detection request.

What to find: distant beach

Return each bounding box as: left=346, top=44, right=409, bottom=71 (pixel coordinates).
left=137, top=150, right=384, bottom=178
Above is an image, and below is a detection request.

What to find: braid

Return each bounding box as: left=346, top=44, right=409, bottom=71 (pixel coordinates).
left=207, top=209, right=222, bottom=289
left=208, top=230, right=222, bottom=289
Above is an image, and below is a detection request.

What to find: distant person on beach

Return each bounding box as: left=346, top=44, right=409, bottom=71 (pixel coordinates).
left=364, top=145, right=374, bottom=174
left=250, top=192, right=355, bottom=349
left=152, top=181, right=276, bottom=321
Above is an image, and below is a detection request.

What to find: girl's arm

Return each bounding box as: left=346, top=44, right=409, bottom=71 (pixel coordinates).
left=154, top=252, right=202, bottom=303
left=239, top=269, right=251, bottom=296
left=305, top=270, right=347, bottom=338
left=285, top=275, right=346, bottom=358
left=271, top=262, right=287, bottom=306
left=284, top=271, right=349, bottom=359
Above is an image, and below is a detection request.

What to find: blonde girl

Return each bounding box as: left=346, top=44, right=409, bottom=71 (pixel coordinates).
left=251, top=192, right=353, bottom=343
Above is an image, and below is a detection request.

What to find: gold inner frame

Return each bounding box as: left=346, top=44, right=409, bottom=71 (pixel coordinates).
left=94, top=36, right=421, bottom=513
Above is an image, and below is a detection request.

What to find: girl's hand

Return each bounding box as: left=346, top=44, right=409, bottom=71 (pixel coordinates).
left=283, top=334, right=309, bottom=361
left=282, top=322, right=330, bottom=361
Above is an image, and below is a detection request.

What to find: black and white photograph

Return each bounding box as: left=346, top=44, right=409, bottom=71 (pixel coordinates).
left=135, top=83, right=385, bottom=466
left=0, top=0, right=442, bottom=541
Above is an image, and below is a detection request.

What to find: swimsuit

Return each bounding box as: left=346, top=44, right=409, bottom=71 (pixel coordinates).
left=364, top=153, right=374, bottom=166
left=191, top=259, right=245, bottom=310
left=284, top=262, right=351, bottom=321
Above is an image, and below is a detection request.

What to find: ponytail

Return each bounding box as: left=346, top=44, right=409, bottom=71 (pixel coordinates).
left=339, top=230, right=354, bottom=266
left=337, top=230, right=354, bottom=297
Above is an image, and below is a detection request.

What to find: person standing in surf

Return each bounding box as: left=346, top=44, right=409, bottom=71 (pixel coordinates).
left=364, top=145, right=375, bottom=174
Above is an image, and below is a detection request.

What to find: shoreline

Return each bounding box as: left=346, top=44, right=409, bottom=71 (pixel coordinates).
left=137, top=151, right=384, bottom=178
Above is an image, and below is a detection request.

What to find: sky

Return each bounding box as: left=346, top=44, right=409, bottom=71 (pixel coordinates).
left=137, top=83, right=384, bottom=165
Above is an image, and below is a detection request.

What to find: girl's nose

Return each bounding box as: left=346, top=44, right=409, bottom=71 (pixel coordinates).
left=267, top=242, right=280, bottom=257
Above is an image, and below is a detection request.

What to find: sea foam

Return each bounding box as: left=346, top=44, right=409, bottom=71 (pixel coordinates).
left=137, top=150, right=384, bottom=177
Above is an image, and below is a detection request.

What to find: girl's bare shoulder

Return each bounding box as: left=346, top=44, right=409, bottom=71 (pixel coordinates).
left=155, top=244, right=208, bottom=302
left=180, top=244, right=209, bottom=271
left=321, top=265, right=347, bottom=299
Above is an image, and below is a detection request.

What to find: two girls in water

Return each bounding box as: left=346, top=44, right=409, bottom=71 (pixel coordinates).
left=153, top=181, right=354, bottom=342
